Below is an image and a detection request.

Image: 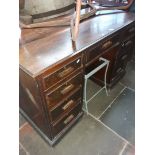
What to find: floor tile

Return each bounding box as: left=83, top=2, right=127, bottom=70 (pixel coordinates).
left=86, top=79, right=102, bottom=99
left=87, top=80, right=125, bottom=118
left=122, top=144, right=135, bottom=155
left=19, top=113, right=27, bottom=127
left=120, top=60, right=135, bottom=90
left=100, top=88, right=135, bottom=145
left=20, top=114, right=126, bottom=155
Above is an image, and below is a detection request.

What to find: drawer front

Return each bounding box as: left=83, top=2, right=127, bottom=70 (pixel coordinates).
left=123, top=39, right=134, bottom=56
left=52, top=103, right=82, bottom=136
left=113, top=66, right=124, bottom=76
left=86, top=42, right=120, bottom=84
left=100, top=33, right=120, bottom=51
left=46, top=72, right=83, bottom=108
left=42, top=57, right=82, bottom=90
left=111, top=69, right=125, bottom=85
left=116, top=53, right=128, bottom=66
left=124, top=25, right=135, bottom=39
left=112, top=61, right=126, bottom=79
left=50, top=88, right=82, bottom=122
left=86, top=44, right=101, bottom=63
left=86, top=33, right=120, bottom=64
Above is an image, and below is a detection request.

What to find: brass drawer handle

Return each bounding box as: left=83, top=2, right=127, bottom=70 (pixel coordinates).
left=60, top=84, right=74, bottom=95
left=128, top=27, right=135, bottom=33
left=121, top=43, right=125, bottom=47
left=116, top=68, right=122, bottom=73
left=62, top=100, right=74, bottom=110
left=64, top=114, right=74, bottom=124
left=121, top=55, right=128, bottom=60
left=125, top=40, right=132, bottom=46
left=58, top=67, right=74, bottom=78
left=102, top=41, right=112, bottom=49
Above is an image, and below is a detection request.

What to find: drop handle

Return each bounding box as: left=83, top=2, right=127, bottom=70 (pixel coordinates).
left=125, top=40, right=132, bottom=46
left=64, top=114, right=74, bottom=124
left=121, top=43, right=125, bottom=47
left=62, top=100, right=74, bottom=110
left=121, top=55, right=128, bottom=60
left=116, top=68, right=122, bottom=73
left=129, top=27, right=135, bottom=33
left=60, top=84, right=74, bottom=95
left=58, top=67, right=74, bottom=78
left=102, top=41, right=112, bottom=49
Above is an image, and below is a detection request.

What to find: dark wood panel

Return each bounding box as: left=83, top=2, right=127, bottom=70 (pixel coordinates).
left=85, top=32, right=121, bottom=65
left=50, top=88, right=82, bottom=123
left=123, top=36, right=135, bottom=61
left=45, top=72, right=83, bottom=108
left=42, top=56, right=82, bottom=91
left=86, top=42, right=121, bottom=85
left=123, top=23, right=135, bottom=40
left=52, top=103, right=82, bottom=136
left=19, top=69, right=52, bottom=139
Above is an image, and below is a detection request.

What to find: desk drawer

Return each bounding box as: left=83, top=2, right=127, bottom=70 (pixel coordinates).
left=123, top=39, right=134, bottom=57
left=116, top=53, right=128, bottom=66
left=113, top=64, right=125, bottom=76
left=46, top=72, right=83, bottom=108
left=86, top=33, right=120, bottom=64
left=52, top=103, right=82, bottom=136
left=42, top=57, right=82, bottom=90
left=50, top=88, right=82, bottom=122
left=100, top=33, right=120, bottom=51
left=111, top=69, right=125, bottom=86
left=86, top=44, right=101, bottom=63
left=124, top=25, right=135, bottom=39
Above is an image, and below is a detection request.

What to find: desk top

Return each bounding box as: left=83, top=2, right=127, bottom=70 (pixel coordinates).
left=19, top=10, right=135, bottom=77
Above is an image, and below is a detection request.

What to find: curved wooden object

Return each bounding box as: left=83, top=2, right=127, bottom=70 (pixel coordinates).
left=19, top=2, right=96, bottom=29
left=19, top=0, right=25, bottom=9
left=19, top=18, right=71, bottom=29
left=71, top=0, right=81, bottom=41
left=20, top=0, right=134, bottom=41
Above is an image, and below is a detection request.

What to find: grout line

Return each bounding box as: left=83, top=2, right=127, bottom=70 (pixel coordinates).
left=119, top=82, right=135, bottom=92
left=87, top=86, right=106, bottom=104
left=126, top=87, right=135, bottom=92
left=119, top=142, right=128, bottom=155
left=84, top=111, right=134, bottom=148
left=19, top=142, right=30, bottom=155
left=100, top=121, right=134, bottom=148
left=119, top=82, right=126, bottom=87
left=19, top=122, right=28, bottom=131
left=97, top=87, right=127, bottom=119
left=86, top=84, right=103, bottom=106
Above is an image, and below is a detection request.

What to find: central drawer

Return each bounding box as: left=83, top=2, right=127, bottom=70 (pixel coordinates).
left=85, top=33, right=120, bottom=64
left=45, top=72, right=83, bottom=108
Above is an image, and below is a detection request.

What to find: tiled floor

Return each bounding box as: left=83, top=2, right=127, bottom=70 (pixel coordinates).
left=86, top=81, right=125, bottom=118
left=100, top=88, right=135, bottom=145
left=19, top=60, right=135, bottom=155
left=19, top=113, right=26, bottom=127
left=120, top=60, right=135, bottom=90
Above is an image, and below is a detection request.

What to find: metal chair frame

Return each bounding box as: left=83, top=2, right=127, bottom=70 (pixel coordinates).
left=83, top=57, right=110, bottom=114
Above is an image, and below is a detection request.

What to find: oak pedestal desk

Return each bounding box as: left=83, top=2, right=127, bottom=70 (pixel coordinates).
left=19, top=10, right=135, bottom=145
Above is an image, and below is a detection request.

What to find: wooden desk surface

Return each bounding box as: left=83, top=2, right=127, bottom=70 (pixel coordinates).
left=19, top=10, right=135, bottom=77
